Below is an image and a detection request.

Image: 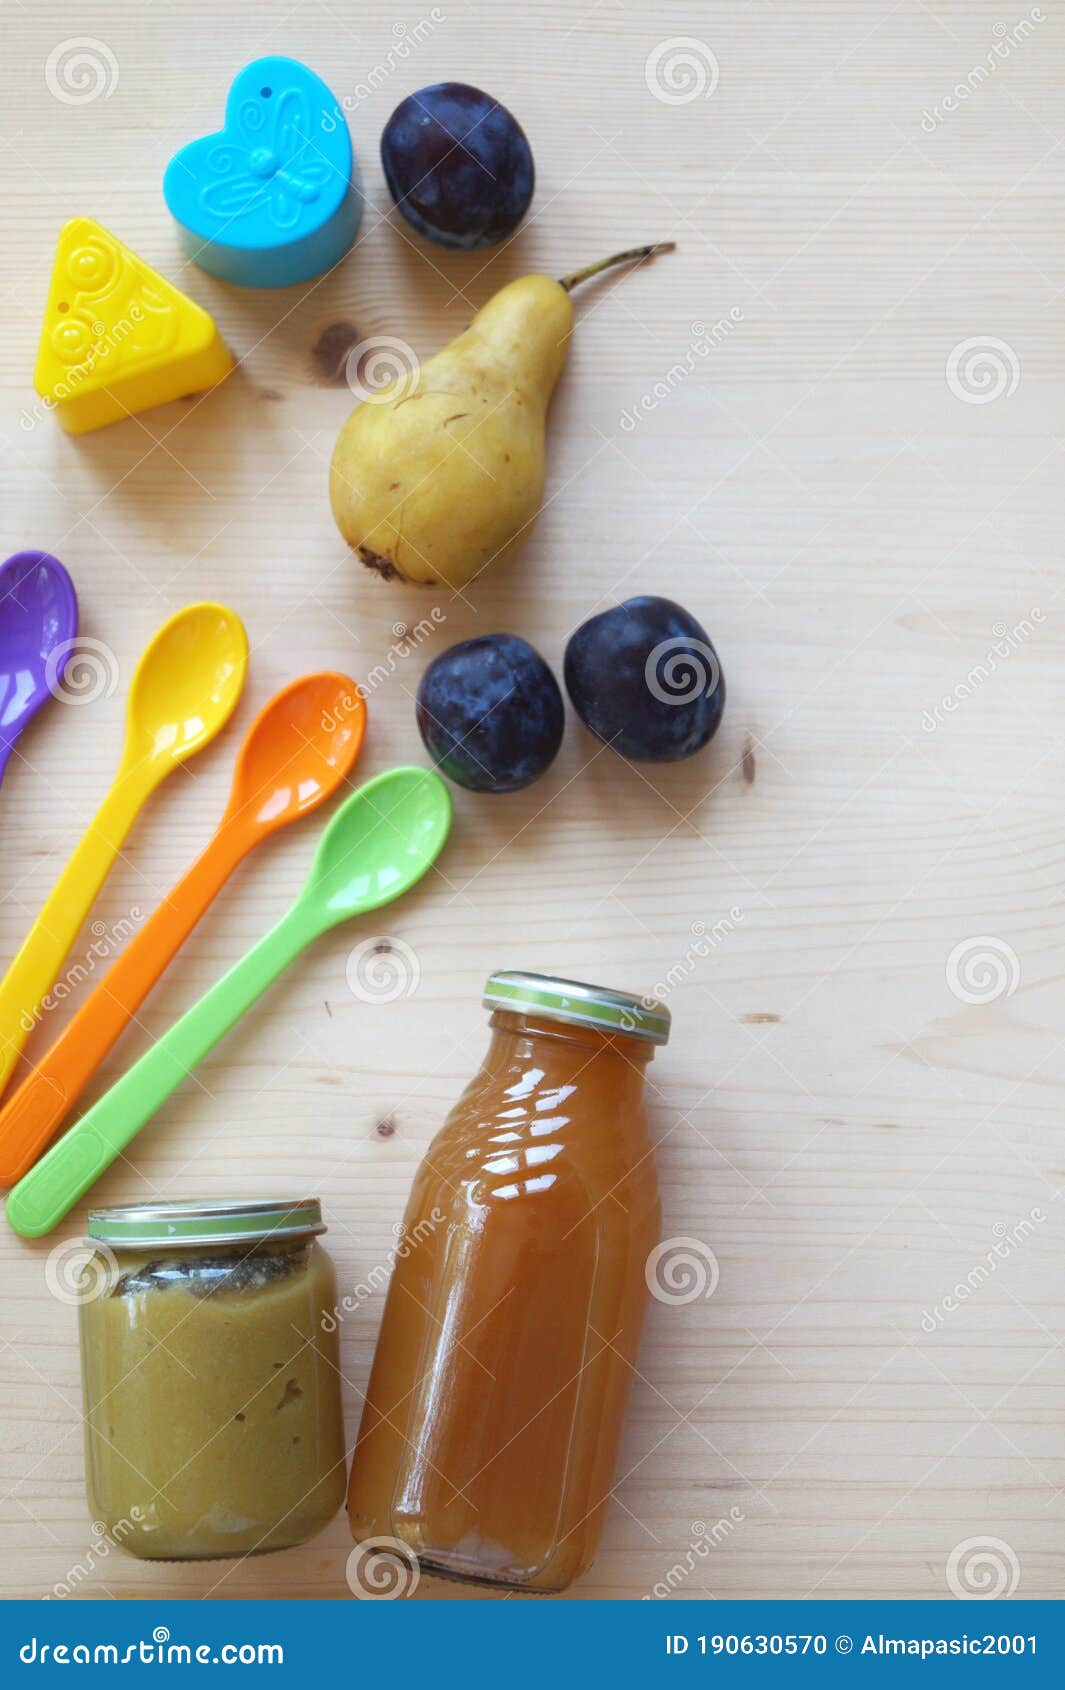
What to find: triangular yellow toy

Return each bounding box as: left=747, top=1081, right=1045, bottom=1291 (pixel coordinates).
left=34, top=218, right=234, bottom=434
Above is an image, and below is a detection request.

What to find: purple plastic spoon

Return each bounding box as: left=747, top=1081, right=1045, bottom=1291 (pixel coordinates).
left=0, top=552, right=78, bottom=790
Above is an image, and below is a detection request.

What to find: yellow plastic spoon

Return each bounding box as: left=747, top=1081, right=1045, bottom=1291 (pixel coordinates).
left=0, top=602, right=247, bottom=1099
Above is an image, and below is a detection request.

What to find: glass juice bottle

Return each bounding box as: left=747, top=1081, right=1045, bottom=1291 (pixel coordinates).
left=347, top=971, right=670, bottom=1592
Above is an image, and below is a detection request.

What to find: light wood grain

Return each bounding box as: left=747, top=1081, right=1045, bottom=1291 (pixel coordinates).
left=1, top=0, right=1064, bottom=1602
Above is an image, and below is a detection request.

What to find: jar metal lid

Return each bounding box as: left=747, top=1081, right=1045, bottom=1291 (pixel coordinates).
left=484, top=970, right=670, bottom=1045
left=86, top=1198, right=325, bottom=1249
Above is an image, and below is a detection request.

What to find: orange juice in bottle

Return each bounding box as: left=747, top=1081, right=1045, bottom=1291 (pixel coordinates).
left=347, top=971, right=669, bottom=1592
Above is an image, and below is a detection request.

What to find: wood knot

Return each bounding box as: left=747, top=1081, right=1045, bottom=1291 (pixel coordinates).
left=312, top=320, right=360, bottom=385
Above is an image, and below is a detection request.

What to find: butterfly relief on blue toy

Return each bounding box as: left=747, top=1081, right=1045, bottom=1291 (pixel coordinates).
left=163, top=56, right=363, bottom=288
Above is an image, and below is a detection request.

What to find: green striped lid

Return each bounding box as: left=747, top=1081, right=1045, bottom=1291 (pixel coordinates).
left=484, top=970, right=670, bottom=1045
left=87, top=1198, right=325, bottom=1249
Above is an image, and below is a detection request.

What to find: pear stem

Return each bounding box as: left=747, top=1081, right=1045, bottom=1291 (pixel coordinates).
left=558, top=242, right=676, bottom=293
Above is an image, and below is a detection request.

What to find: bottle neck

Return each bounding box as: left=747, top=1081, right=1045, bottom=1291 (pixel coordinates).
left=484, top=1009, right=654, bottom=1106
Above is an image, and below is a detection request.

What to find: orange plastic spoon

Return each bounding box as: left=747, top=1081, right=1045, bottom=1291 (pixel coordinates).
left=0, top=671, right=365, bottom=1186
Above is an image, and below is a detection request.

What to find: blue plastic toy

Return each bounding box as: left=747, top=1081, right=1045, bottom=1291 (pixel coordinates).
left=163, top=56, right=362, bottom=288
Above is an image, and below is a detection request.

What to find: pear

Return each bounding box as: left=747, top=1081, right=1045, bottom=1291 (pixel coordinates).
left=329, top=244, right=674, bottom=589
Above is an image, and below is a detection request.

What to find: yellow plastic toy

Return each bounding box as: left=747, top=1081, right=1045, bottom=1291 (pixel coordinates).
left=33, top=218, right=234, bottom=433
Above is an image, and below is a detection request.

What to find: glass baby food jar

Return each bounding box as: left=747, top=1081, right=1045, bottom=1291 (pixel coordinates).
left=78, top=1198, right=346, bottom=1561
left=346, top=971, right=670, bottom=1593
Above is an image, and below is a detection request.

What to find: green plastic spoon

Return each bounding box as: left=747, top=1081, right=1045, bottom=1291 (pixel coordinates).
left=7, top=765, right=452, bottom=1238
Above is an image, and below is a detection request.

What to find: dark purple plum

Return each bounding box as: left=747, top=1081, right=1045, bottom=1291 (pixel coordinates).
left=416, top=634, right=563, bottom=793
left=564, top=597, right=725, bottom=763
left=381, top=83, right=534, bottom=251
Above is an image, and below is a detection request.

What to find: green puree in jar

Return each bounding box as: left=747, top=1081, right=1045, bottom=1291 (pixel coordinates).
left=78, top=1200, right=345, bottom=1561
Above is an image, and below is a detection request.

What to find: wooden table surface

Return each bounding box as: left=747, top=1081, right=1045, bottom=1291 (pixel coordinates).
left=2, top=0, right=1063, bottom=1603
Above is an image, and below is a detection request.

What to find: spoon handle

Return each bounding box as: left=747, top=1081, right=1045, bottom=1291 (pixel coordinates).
left=6, top=902, right=313, bottom=1237
left=0, top=822, right=250, bottom=1186
left=0, top=769, right=151, bottom=1099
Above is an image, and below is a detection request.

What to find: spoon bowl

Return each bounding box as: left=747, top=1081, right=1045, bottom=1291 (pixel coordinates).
left=225, top=673, right=365, bottom=837
left=0, top=551, right=78, bottom=784
left=124, top=601, right=248, bottom=768
left=302, top=763, right=453, bottom=928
